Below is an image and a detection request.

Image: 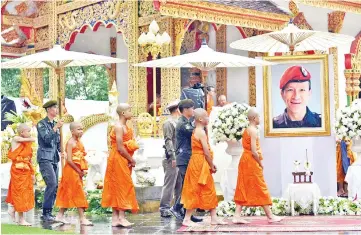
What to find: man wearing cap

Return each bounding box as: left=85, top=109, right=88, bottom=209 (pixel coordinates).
left=169, top=99, right=202, bottom=223
left=37, top=100, right=64, bottom=222
left=159, top=100, right=182, bottom=218
left=273, top=65, right=321, bottom=128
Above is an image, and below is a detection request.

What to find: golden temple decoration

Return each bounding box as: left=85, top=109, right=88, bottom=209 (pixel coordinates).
left=139, top=0, right=157, bottom=17
left=248, top=51, right=267, bottom=106
left=216, top=25, right=227, bottom=97
left=56, top=0, right=104, bottom=14
left=298, top=0, right=361, bottom=15
left=293, top=12, right=313, bottom=30
left=106, top=37, right=117, bottom=90
left=34, top=15, right=51, bottom=28
left=173, top=18, right=189, bottom=55
left=159, top=0, right=290, bottom=31
left=2, top=15, right=34, bottom=27
left=136, top=113, right=154, bottom=138
left=35, top=27, right=49, bottom=43
left=329, top=47, right=339, bottom=110
left=328, top=11, right=346, bottom=33
left=289, top=0, right=299, bottom=16
left=139, top=15, right=170, bottom=27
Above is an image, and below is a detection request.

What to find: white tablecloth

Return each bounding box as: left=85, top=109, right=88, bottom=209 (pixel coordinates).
left=345, top=159, right=361, bottom=200
left=283, top=183, right=321, bottom=216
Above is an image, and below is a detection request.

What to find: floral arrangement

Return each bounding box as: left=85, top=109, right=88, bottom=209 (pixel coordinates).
left=335, top=99, right=361, bottom=140
left=1, top=111, right=33, bottom=146
left=211, top=102, right=250, bottom=144
left=217, top=197, right=361, bottom=216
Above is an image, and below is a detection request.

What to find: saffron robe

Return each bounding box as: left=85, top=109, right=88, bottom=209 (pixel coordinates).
left=206, top=97, right=214, bottom=116
left=55, top=140, right=89, bottom=208
left=234, top=130, right=272, bottom=206
left=101, top=126, right=139, bottom=212
left=6, top=142, right=35, bottom=212
left=336, top=140, right=356, bottom=183
left=181, top=134, right=218, bottom=210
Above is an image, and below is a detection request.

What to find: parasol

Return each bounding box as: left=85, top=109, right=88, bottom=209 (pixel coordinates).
left=134, top=39, right=273, bottom=109
left=1, top=45, right=126, bottom=168
left=230, top=22, right=355, bottom=54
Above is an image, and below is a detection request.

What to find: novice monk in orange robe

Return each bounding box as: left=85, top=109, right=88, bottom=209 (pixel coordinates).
left=55, top=122, right=93, bottom=226
left=233, top=108, right=283, bottom=224
left=101, top=103, right=139, bottom=227
left=6, top=124, right=36, bottom=226
left=206, top=86, right=215, bottom=116
left=181, top=108, right=226, bottom=227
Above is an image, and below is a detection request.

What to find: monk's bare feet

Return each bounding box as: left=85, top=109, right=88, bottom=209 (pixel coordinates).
left=112, top=219, right=133, bottom=227
left=232, top=217, right=250, bottom=224
left=55, top=216, right=70, bottom=224
left=80, top=218, right=93, bottom=226
left=268, top=216, right=283, bottom=223
left=18, top=220, right=31, bottom=226
left=8, top=207, right=15, bottom=222
left=211, top=218, right=228, bottom=225
left=182, top=220, right=200, bottom=227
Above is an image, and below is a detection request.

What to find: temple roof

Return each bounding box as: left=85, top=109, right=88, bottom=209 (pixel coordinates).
left=204, top=0, right=290, bottom=15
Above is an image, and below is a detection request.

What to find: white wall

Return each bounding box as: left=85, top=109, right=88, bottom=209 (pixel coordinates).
left=226, top=26, right=249, bottom=104
left=116, top=33, right=129, bottom=103
left=69, top=26, right=129, bottom=103
left=255, top=56, right=336, bottom=197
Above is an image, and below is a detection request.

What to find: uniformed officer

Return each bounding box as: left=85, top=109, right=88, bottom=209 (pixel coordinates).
left=159, top=100, right=182, bottom=218
left=169, top=99, right=202, bottom=223
left=37, top=100, right=64, bottom=222
left=273, top=65, right=321, bottom=128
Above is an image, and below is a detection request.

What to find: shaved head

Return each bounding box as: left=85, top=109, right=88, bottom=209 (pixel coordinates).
left=194, top=108, right=208, bottom=121
left=247, top=107, right=258, bottom=119
left=69, top=122, right=82, bottom=131
left=116, top=103, right=130, bottom=116
left=17, top=123, right=30, bottom=134
left=218, top=95, right=226, bottom=101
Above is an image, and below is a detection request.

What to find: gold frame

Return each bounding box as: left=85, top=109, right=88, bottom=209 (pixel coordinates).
left=263, top=54, right=330, bottom=137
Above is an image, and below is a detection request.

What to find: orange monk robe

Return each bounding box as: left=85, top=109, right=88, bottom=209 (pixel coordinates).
left=234, top=131, right=272, bottom=206
left=101, top=126, right=139, bottom=213
left=6, top=142, right=35, bottom=212
left=181, top=134, right=218, bottom=210
left=207, top=97, right=214, bottom=116
left=55, top=140, right=89, bottom=208
left=336, top=141, right=356, bottom=183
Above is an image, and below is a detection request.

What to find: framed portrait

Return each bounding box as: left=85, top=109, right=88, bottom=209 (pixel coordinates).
left=263, top=54, right=330, bottom=137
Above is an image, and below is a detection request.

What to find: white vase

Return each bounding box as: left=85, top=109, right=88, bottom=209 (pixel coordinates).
left=221, top=140, right=243, bottom=202
left=351, top=137, right=361, bottom=159
left=225, top=140, right=243, bottom=168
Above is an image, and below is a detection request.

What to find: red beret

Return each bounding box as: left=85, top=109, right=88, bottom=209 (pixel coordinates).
left=279, top=65, right=311, bottom=89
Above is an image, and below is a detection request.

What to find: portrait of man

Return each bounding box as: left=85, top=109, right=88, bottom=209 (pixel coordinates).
left=273, top=65, right=322, bottom=129
left=263, top=54, right=330, bottom=137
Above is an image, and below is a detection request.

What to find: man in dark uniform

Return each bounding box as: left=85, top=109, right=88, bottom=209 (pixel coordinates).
left=37, top=100, right=64, bottom=222
left=273, top=65, right=322, bottom=128
left=1, top=95, right=17, bottom=131
left=169, top=99, right=202, bottom=223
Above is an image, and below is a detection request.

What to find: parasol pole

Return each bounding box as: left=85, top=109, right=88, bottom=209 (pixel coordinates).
left=55, top=65, right=64, bottom=170
left=202, top=70, right=209, bottom=112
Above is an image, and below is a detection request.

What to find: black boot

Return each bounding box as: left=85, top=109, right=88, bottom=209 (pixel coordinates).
left=41, top=208, right=55, bottom=222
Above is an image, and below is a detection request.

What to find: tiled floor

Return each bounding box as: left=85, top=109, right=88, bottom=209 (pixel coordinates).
left=1, top=205, right=360, bottom=234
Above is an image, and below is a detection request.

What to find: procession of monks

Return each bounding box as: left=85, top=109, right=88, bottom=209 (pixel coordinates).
left=6, top=101, right=283, bottom=228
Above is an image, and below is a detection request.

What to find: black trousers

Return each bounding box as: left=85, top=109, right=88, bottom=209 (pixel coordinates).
left=172, top=165, right=187, bottom=211
left=39, top=161, right=59, bottom=210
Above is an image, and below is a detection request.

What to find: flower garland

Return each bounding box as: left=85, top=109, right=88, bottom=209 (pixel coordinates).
left=211, top=102, right=250, bottom=144
left=217, top=197, right=361, bottom=216
left=335, top=99, right=361, bottom=140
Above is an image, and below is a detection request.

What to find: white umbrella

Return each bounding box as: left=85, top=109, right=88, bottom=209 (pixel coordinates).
left=134, top=40, right=273, bottom=70
left=230, top=22, right=355, bottom=53
left=134, top=40, right=272, bottom=109
left=1, top=45, right=126, bottom=168
left=1, top=45, right=126, bottom=69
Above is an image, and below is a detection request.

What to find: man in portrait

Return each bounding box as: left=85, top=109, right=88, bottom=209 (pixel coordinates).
left=273, top=65, right=321, bottom=128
